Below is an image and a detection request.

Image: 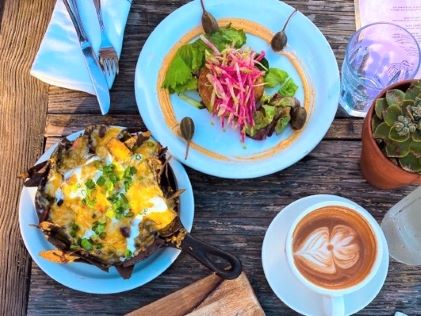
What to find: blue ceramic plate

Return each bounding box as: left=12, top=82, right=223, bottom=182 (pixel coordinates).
left=135, top=0, right=339, bottom=178
left=19, top=130, right=195, bottom=294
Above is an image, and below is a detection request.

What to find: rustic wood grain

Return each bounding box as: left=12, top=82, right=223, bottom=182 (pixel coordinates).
left=43, top=114, right=363, bottom=140
left=0, top=1, right=54, bottom=315
left=127, top=273, right=223, bottom=316
left=127, top=273, right=263, bottom=316
left=20, top=0, right=421, bottom=315
left=191, top=273, right=264, bottom=316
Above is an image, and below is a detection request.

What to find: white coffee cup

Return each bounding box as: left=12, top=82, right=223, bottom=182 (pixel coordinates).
left=285, top=200, right=384, bottom=316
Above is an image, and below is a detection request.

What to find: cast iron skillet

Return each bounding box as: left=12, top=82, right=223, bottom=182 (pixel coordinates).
left=24, top=126, right=242, bottom=280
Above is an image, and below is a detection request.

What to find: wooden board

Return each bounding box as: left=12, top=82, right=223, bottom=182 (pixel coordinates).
left=127, top=273, right=264, bottom=316
left=0, top=1, right=55, bottom=315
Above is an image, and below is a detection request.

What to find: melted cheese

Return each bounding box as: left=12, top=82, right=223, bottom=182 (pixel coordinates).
left=45, top=127, right=177, bottom=263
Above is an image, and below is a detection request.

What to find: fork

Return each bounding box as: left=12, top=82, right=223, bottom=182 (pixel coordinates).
left=92, top=0, right=119, bottom=82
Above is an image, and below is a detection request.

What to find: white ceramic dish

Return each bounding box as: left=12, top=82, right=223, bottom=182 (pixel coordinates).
left=19, top=130, right=195, bottom=294
left=262, top=195, right=389, bottom=315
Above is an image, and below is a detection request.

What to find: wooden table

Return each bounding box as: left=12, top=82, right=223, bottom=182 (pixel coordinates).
left=1, top=0, right=420, bottom=315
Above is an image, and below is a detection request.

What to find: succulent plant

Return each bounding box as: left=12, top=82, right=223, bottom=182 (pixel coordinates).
left=372, top=80, right=421, bottom=174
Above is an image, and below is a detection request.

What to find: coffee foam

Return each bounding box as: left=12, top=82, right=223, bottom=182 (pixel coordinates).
left=292, top=206, right=377, bottom=290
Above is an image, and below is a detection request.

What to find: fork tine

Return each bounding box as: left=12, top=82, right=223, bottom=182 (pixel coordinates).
left=111, top=57, right=118, bottom=76
left=99, top=56, right=106, bottom=73
left=107, top=58, right=115, bottom=81
left=113, top=56, right=119, bottom=75
left=105, top=58, right=112, bottom=78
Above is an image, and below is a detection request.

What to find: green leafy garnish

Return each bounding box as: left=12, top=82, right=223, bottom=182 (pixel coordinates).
left=124, top=166, right=137, bottom=178
left=265, top=68, right=288, bottom=88
left=80, top=238, right=93, bottom=251
left=245, top=105, right=285, bottom=137
left=108, top=192, right=130, bottom=219
left=96, top=176, right=106, bottom=186
left=163, top=26, right=246, bottom=95
left=85, top=179, right=96, bottom=190
left=275, top=115, right=291, bottom=134
left=125, top=249, right=133, bottom=258
left=70, top=222, right=79, bottom=238
left=163, top=54, right=194, bottom=93
left=95, top=243, right=103, bottom=250
left=82, top=197, right=96, bottom=208
left=264, top=68, right=298, bottom=97
left=279, top=78, right=298, bottom=97
left=262, top=105, right=277, bottom=122
left=92, top=221, right=106, bottom=236
left=208, top=26, right=246, bottom=51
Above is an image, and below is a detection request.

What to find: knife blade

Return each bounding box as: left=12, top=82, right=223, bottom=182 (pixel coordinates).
left=63, top=0, right=110, bottom=115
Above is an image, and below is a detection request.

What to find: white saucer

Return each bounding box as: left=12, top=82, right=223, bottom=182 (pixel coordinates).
left=262, top=195, right=389, bottom=316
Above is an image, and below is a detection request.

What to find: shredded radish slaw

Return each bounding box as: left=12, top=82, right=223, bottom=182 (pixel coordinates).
left=200, top=35, right=265, bottom=141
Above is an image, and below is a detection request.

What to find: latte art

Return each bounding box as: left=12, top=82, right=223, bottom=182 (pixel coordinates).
left=292, top=206, right=377, bottom=290
left=294, top=225, right=360, bottom=275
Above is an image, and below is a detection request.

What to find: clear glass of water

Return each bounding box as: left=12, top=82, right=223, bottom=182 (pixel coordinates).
left=340, top=22, right=420, bottom=117
left=381, top=187, right=421, bottom=265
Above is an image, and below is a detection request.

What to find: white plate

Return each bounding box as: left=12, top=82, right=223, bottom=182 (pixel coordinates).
left=262, top=195, right=389, bottom=315
left=135, top=0, right=340, bottom=179
left=19, top=130, right=195, bottom=294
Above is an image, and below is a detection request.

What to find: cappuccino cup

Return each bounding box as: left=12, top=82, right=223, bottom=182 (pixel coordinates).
left=285, top=200, right=384, bottom=316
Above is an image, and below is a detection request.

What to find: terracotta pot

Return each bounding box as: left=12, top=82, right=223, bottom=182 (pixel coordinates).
left=360, top=80, right=421, bottom=189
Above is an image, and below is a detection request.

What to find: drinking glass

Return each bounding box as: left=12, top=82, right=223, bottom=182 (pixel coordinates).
left=381, top=187, right=421, bottom=265
left=340, top=22, right=420, bottom=117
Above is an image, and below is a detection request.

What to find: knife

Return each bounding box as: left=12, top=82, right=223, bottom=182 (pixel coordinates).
left=63, top=0, right=110, bottom=115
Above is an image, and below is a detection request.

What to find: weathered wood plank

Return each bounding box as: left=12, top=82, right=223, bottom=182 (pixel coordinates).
left=28, top=139, right=417, bottom=315
left=43, top=114, right=363, bottom=140
left=0, top=0, right=55, bottom=315
left=127, top=273, right=264, bottom=316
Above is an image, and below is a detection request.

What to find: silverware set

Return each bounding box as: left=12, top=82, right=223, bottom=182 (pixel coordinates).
left=93, top=0, right=119, bottom=78
left=63, top=0, right=119, bottom=113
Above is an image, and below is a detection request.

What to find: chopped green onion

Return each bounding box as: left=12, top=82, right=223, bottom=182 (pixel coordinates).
left=120, top=193, right=128, bottom=204
left=92, top=222, right=106, bottom=235
left=124, top=180, right=132, bottom=191
left=96, top=176, right=106, bottom=186
left=125, top=249, right=133, bottom=258
left=109, top=173, right=118, bottom=184
left=70, top=222, right=79, bottom=238
left=80, top=238, right=92, bottom=251
left=95, top=243, right=103, bottom=250
left=104, top=179, right=114, bottom=192
left=85, top=179, right=96, bottom=190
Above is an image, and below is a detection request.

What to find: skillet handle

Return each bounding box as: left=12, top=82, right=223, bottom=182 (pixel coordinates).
left=181, top=234, right=242, bottom=280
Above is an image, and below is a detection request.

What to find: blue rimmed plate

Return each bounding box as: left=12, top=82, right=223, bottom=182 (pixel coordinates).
left=135, top=0, right=339, bottom=178
left=19, top=130, right=194, bottom=294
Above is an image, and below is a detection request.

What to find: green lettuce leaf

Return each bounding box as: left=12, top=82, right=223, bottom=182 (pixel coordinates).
left=275, top=115, right=291, bottom=134
left=162, top=54, right=193, bottom=93
left=163, top=26, right=246, bottom=95
left=279, top=78, right=298, bottom=97
left=264, top=68, right=288, bottom=88
left=209, top=26, right=246, bottom=51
